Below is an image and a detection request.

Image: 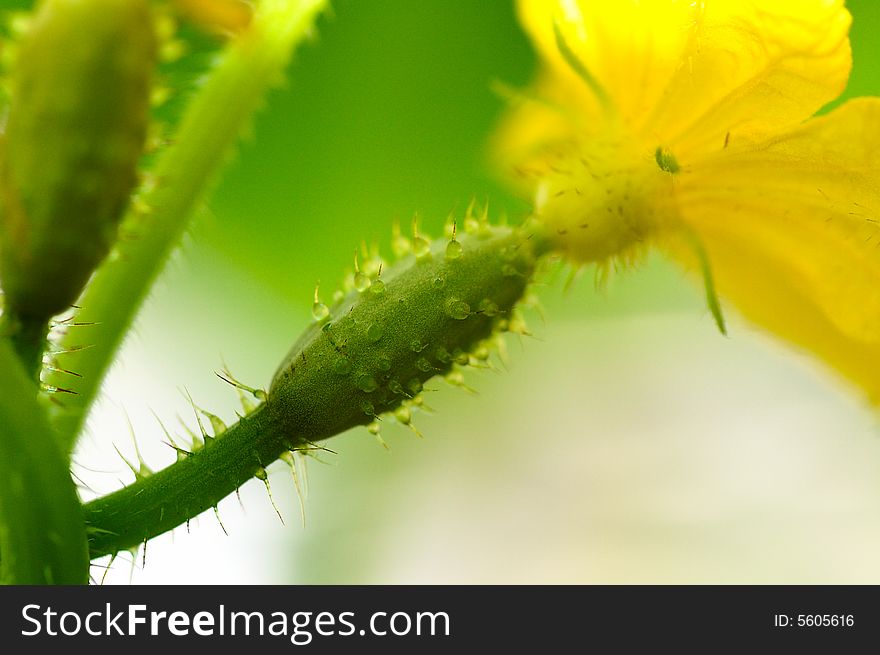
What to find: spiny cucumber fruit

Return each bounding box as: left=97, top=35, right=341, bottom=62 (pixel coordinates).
left=0, top=0, right=156, bottom=323
left=83, top=222, right=547, bottom=558
left=269, top=223, right=543, bottom=441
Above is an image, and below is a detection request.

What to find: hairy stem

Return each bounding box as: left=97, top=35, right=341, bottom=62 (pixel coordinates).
left=84, top=402, right=291, bottom=559
left=0, top=340, right=89, bottom=584
left=45, top=0, right=327, bottom=453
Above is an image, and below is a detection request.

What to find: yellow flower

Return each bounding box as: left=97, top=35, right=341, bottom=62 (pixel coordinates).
left=495, top=0, right=880, bottom=401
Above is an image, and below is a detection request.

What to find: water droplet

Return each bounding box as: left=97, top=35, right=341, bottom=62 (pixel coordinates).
left=407, top=378, right=423, bottom=395
left=452, top=349, right=469, bottom=365
left=354, top=271, right=371, bottom=292
left=361, top=400, right=376, bottom=416
left=389, top=380, right=405, bottom=395
left=411, top=394, right=424, bottom=407
left=434, top=346, right=451, bottom=363
left=363, top=256, right=383, bottom=277
left=367, top=421, right=381, bottom=435
left=473, top=346, right=490, bottom=361
left=446, top=371, right=465, bottom=386
left=433, top=275, right=446, bottom=289
left=413, top=236, right=431, bottom=259
left=332, top=289, right=345, bottom=303
left=356, top=374, right=378, bottom=393
left=366, top=323, right=385, bottom=342
left=377, top=354, right=393, bottom=371
left=392, top=221, right=412, bottom=258
left=497, top=318, right=510, bottom=331
left=312, top=302, right=329, bottom=322
left=410, top=339, right=426, bottom=352
left=478, top=299, right=499, bottom=316
left=370, top=279, right=386, bottom=297
left=392, top=235, right=411, bottom=258
left=395, top=406, right=411, bottom=425
left=502, top=264, right=520, bottom=277
left=333, top=358, right=352, bottom=376
left=509, top=315, right=528, bottom=334
left=445, top=298, right=470, bottom=320
left=416, top=357, right=433, bottom=372
left=445, top=239, right=463, bottom=260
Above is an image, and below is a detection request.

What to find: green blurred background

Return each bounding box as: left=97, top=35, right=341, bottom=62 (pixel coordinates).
left=67, top=0, right=880, bottom=583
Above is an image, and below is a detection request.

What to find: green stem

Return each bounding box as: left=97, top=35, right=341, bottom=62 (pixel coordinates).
left=0, top=340, right=89, bottom=584
left=84, top=402, right=291, bottom=559
left=45, top=0, right=327, bottom=453
left=0, top=314, right=48, bottom=384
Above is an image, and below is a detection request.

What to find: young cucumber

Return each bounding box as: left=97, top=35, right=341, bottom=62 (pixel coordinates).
left=268, top=224, right=543, bottom=439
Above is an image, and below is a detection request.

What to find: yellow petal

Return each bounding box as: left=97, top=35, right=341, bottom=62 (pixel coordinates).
left=515, top=0, right=851, bottom=158
left=671, top=218, right=880, bottom=403
left=653, top=0, right=852, bottom=157
left=516, top=0, right=700, bottom=128
left=669, top=98, right=880, bottom=399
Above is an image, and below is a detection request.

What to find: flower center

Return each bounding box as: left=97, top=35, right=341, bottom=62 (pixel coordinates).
left=534, top=135, right=677, bottom=264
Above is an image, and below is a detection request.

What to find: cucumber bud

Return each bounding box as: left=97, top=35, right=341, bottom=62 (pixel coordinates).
left=0, top=0, right=157, bottom=322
